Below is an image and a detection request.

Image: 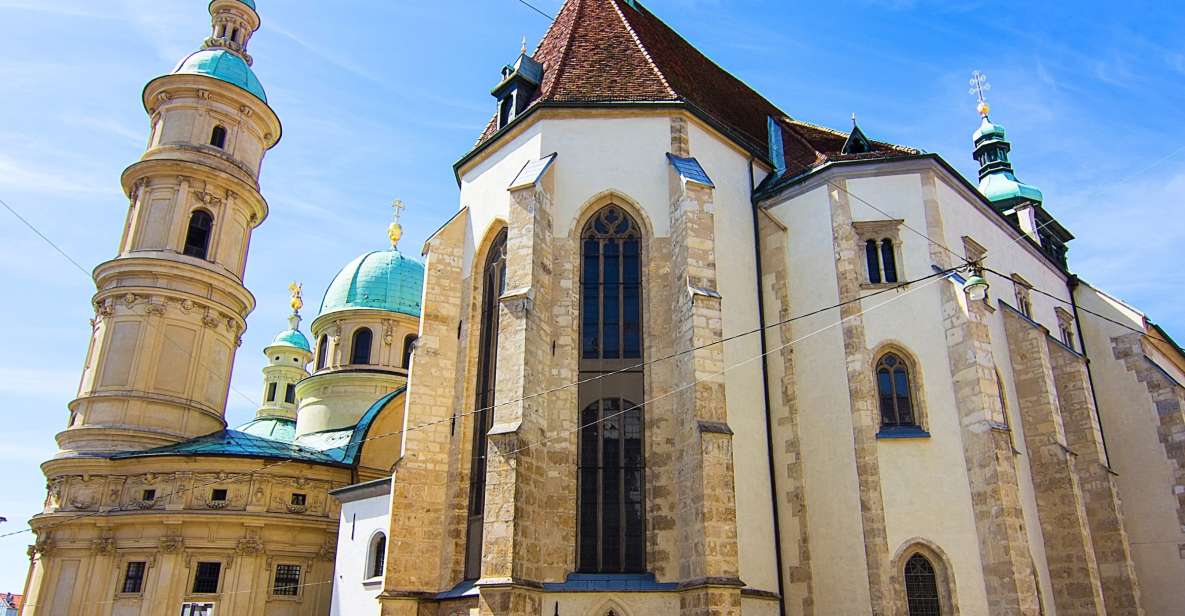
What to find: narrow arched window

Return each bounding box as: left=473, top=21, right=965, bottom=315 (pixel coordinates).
left=865, top=239, right=881, bottom=284
left=315, top=335, right=328, bottom=370
left=368, top=533, right=386, bottom=579
left=402, top=334, right=418, bottom=369
left=881, top=239, right=898, bottom=283
left=876, top=352, right=916, bottom=428
left=351, top=328, right=372, bottom=365
left=284, top=383, right=296, bottom=404
left=182, top=209, right=214, bottom=259
left=904, top=554, right=941, bottom=616
left=265, top=382, right=277, bottom=402
left=230, top=27, right=240, bottom=43
left=578, top=204, right=645, bottom=573
left=464, top=228, right=507, bottom=580
left=578, top=397, right=645, bottom=573
left=210, top=125, right=227, bottom=149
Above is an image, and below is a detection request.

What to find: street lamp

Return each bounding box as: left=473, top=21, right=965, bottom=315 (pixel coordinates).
left=963, top=263, right=989, bottom=302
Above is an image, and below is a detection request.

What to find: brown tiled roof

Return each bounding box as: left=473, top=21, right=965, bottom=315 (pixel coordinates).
left=472, top=0, right=917, bottom=177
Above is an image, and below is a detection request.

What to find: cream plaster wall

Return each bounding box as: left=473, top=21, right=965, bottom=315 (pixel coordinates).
left=767, top=189, right=874, bottom=614
left=1074, top=285, right=1185, bottom=616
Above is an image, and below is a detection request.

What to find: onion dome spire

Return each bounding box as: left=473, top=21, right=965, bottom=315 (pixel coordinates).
left=969, top=71, right=1043, bottom=209
left=388, top=199, right=406, bottom=249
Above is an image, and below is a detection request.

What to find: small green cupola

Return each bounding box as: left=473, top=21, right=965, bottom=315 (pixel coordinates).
left=969, top=72, right=1043, bottom=210
left=491, top=37, right=544, bottom=131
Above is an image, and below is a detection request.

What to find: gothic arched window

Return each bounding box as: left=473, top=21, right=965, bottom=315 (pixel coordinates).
left=182, top=209, right=214, bottom=260
left=581, top=205, right=642, bottom=360
left=578, top=204, right=645, bottom=573
left=210, top=125, right=227, bottom=149
left=464, top=228, right=508, bottom=580
left=578, top=397, right=645, bottom=573
left=351, top=328, right=372, bottom=365
left=904, top=554, right=941, bottom=616
left=315, top=334, right=328, bottom=370
left=876, top=352, right=916, bottom=429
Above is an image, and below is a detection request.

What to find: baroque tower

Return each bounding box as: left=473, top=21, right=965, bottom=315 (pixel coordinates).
left=60, top=0, right=281, bottom=455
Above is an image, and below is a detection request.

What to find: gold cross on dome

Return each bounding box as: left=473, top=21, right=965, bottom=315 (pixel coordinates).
left=391, top=199, right=406, bottom=225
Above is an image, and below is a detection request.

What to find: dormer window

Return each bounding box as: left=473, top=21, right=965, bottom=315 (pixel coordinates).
left=491, top=47, right=543, bottom=131
left=498, top=95, right=515, bottom=129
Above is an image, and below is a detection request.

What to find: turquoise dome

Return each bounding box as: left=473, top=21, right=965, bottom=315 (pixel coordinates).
left=270, top=328, right=311, bottom=352
left=319, top=250, right=425, bottom=318
left=979, top=172, right=1044, bottom=204
left=973, top=117, right=1006, bottom=142
left=172, top=49, right=267, bottom=102
left=237, top=417, right=296, bottom=442
left=236, top=0, right=256, bottom=8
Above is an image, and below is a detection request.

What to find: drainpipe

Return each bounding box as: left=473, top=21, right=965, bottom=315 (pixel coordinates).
left=750, top=156, right=788, bottom=616
left=1067, top=275, right=1112, bottom=467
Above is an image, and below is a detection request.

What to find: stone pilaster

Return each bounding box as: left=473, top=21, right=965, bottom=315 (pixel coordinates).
left=668, top=147, right=742, bottom=616
left=921, top=171, right=1041, bottom=615
left=478, top=173, right=555, bottom=614
left=826, top=179, right=891, bottom=615
left=758, top=210, right=814, bottom=616
left=1002, top=307, right=1106, bottom=616
left=380, top=209, right=470, bottom=614
left=1048, top=340, right=1144, bottom=615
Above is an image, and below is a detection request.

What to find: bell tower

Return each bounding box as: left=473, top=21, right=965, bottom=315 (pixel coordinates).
left=57, top=0, right=281, bottom=455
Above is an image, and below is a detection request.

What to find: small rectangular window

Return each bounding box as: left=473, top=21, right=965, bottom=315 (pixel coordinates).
left=122, top=561, right=146, bottom=594
left=192, top=562, right=221, bottom=594
left=211, top=488, right=228, bottom=502
left=266, top=382, right=277, bottom=402
left=272, top=564, right=301, bottom=596
left=284, top=383, right=296, bottom=404
left=290, top=493, right=306, bottom=507
left=142, top=489, right=156, bottom=501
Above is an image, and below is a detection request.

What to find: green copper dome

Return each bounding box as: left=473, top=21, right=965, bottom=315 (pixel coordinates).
left=979, top=172, right=1044, bottom=204
left=237, top=417, right=296, bottom=442
left=973, top=117, right=1006, bottom=142
left=270, top=327, right=311, bottom=352
left=236, top=0, right=256, bottom=8
left=172, top=49, right=267, bottom=102
left=319, top=250, right=425, bottom=318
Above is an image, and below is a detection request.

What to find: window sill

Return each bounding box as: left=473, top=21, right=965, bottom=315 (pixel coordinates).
left=268, top=594, right=301, bottom=602
left=860, top=282, right=902, bottom=292
left=876, top=426, right=931, bottom=439
left=362, top=577, right=383, bottom=588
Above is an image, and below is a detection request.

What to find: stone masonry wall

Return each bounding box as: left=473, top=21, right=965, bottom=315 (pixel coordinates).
left=1048, top=339, right=1144, bottom=615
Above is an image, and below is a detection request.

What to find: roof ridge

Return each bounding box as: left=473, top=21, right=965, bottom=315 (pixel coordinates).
left=607, top=0, right=677, bottom=99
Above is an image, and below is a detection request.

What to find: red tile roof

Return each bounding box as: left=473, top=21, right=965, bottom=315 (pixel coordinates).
left=472, top=0, right=917, bottom=177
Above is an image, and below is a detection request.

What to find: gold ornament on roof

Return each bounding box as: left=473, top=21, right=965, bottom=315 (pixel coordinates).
left=389, top=199, right=406, bottom=248
left=969, top=70, right=991, bottom=117
left=288, top=281, right=304, bottom=313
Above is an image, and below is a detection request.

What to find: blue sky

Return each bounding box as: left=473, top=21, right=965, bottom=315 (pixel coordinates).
left=1, top=0, right=1182, bottom=592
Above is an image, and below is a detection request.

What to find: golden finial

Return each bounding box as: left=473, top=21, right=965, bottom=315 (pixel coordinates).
left=969, top=70, right=991, bottom=118
left=388, top=199, right=406, bottom=248
left=288, top=281, right=304, bottom=313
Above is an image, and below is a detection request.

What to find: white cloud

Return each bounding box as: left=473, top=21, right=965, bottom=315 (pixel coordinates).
left=0, top=155, right=110, bottom=195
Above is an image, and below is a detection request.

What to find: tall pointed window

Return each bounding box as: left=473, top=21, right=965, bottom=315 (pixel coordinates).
left=350, top=328, right=372, bottom=365
left=182, top=210, right=214, bottom=260
left=876, top=352, right=916, bottom=429
left=579, top=205, right=645, bottom=573
left=904, top=554, right=941, bottom=616
left=464, top=228, right=507, bottom=580
left=315, top=335, right=328, bottom=370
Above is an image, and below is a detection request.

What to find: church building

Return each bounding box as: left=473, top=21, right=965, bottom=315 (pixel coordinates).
left=20, top=1, right=1185, bottom=615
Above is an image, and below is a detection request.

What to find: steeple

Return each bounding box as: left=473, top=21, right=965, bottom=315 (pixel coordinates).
left=257, top=283, right=312, bottom=422
left=54, top=1, right=281, bottom=455
left=969, top=71, right=1043, bottom=209
left=491, top=37, right=544, bottom=130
